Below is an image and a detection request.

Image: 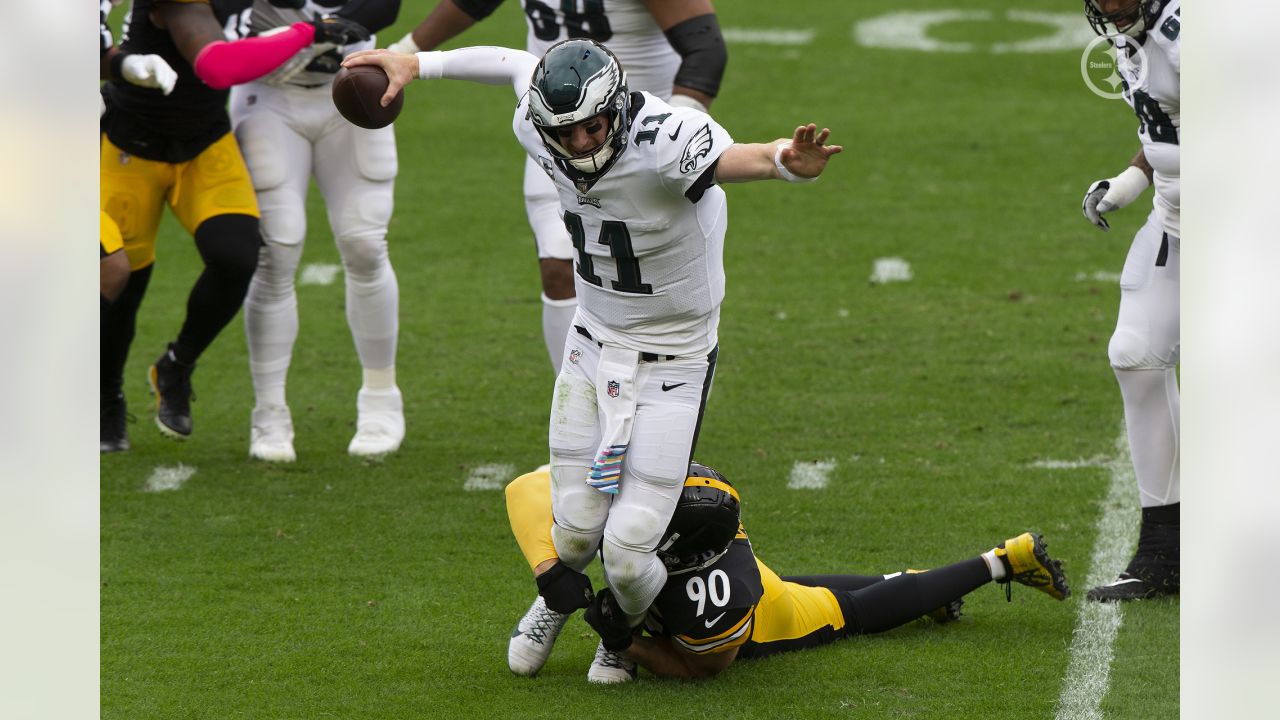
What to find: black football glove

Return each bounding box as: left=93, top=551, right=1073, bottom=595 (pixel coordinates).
left=584, top=588, right=635, bottom=652
left=535, top=562, right=594, bottom=614
left=311, top=16, right=370, bottom=46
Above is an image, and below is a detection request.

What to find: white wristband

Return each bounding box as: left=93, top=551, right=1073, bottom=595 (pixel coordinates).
left=1100, top=165, right=1151, bottom=211
left=417, top=51, right=444, bottom=80
left=773, top=142, right=815, bottom=183
left=667, top=94, right=708, bottom=114
left=387, top=32, right=421, bottom=56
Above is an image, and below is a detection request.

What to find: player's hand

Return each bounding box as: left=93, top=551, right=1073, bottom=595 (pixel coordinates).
left=779, top=123, right=843, bottom=180
left=342, top=49, right=418, bottom=107
left=120, top=53, right=178, bottom=95
left=535, top=562, right=594, bottom=614
left=584, top=588, right=635, bottom=652
left=1080, top=166, right=1151, bottom=232
left=312, top=15, right=370, bottom=46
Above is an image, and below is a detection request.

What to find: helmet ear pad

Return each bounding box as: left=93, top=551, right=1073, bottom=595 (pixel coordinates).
left=657, top=464, right=741, bottom=574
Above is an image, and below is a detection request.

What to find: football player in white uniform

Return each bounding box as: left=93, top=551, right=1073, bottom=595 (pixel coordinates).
left=386, top=0, right=726, bottom=375
left=342, top=39, right=839, bottom=677
left=1079, top=0, right=1180, bottom=602
left=230, top=0, right=406, bottom=462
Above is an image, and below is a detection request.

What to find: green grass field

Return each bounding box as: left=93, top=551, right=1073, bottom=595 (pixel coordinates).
left=101, top=1, right=1178, bottom=717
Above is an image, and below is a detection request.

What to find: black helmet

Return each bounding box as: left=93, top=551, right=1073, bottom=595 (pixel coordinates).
left=656, top=462, right=741, bottom=575
left=526, top=39, right=630, bottom=181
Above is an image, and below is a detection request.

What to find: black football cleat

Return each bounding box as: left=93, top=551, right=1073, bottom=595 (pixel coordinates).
left=1088, top=517, right=1179, bottom=603
left=100, top=392, right=131, bottom=453
left=147, top=345, right=195, bottom=439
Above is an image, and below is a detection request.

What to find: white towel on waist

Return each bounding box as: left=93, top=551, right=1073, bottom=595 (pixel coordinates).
left=588, top=345, right=641, bottom=494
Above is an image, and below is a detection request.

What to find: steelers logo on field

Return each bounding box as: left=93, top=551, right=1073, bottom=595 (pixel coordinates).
left=1080, top=35, right=1148, bottom=101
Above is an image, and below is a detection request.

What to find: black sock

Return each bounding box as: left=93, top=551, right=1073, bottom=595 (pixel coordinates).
left=101, top=264, right=153, bottom=398
left=845, top=557, right=990, bottom=635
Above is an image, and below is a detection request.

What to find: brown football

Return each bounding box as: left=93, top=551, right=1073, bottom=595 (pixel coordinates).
left=332, top=65, right=404, bottom=129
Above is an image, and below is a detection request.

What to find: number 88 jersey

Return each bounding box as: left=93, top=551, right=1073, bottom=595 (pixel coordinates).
left=644, top=537, right=764, bottom=656
left=521, top=0, right=680, bottom=99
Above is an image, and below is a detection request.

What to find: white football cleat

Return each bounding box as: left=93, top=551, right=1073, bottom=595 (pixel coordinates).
left=508, top=595, right=569, bottom=676
left=587, top=641, right=637, bottom=684
left=249, top=404, right=296, bottom=463
left=348, top=387, right=404, bottom=457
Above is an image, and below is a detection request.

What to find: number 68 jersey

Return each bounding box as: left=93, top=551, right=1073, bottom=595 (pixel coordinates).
left=1114, top=0, right=1180, bottom=237
left=513, top=91, right=734, bottom=358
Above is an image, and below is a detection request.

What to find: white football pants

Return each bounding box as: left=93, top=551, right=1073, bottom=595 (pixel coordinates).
left=1109, top=210, right=1180, bottom=508
left=230, top=81, right=399, bottom=408
left=548, top=325, right=718, bottom=617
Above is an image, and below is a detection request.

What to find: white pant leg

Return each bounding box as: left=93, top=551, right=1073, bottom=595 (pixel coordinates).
left=313, top=104, right=399, bottom=373
left=548, top=329, right=610, bottom=570
left=602, top=349, right=717, bottom=616
left=231, top=83, right=314, bottom=408
left=1109, top=211, right=1180, bottom=507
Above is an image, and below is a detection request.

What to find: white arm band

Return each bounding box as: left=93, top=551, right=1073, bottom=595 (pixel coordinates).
left=416, top=46, right=540, bottom=96
left=1100, top=165, right=1152, bottom=211
left=773, top=142, right=815, bottom=183
left=667, top=93, right=708, bottom=115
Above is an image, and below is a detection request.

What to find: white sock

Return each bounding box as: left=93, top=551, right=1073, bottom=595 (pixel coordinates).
left=982, top=550, right=1006, bottom=580
left=340, top=235, right=399, bottom=372
left=362, top=366, right=396, bottom=391
left=1113, top=367, right=1181, bottom=506
left=245, top=242, right=303, bottom=410
left=542, top=293, right=577, bottom=374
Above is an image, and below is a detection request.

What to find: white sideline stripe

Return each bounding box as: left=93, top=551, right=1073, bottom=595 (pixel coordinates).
left=722, top=28, right=815, bottom=46
left=1054, top=428, right=1141, bottom=720
left=299, top=263, right=341, bottom=286
left=870, top=257, right=913, bottom=284
left=787, top=459, right=836, bottom=490
left=464, top=463, right=516, bottom=492
left=143, top=464, right=196, bottom=492
left=1030, top=456, right=1110, bottom=469
left=1074, top=270, right=1122, bottom=283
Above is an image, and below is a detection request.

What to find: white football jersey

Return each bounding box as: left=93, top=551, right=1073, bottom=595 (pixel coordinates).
left=1115, top=0, right=1180, bottom=236
left=248, top=0, right=376, bottom=87
left=513, top=91, right=734, bottom=357
left=520, top=0, right=679, bottom=98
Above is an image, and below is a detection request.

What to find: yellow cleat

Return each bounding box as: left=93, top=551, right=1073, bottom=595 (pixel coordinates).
left=994, top=532, right=1071, bottom=600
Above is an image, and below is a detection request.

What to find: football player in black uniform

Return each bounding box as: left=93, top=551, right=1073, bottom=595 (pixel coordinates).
left=505, top=464, right=1070, bottom=681
left=99, top=0, right=369, bottom=450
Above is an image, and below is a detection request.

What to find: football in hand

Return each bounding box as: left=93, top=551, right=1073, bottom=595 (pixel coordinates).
left=332, top=65, right=404, bottom=129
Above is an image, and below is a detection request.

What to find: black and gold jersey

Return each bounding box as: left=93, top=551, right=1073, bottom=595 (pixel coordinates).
left=101, top=0, right=252, bottom=163
left=644, top=535, right=764, bottom=655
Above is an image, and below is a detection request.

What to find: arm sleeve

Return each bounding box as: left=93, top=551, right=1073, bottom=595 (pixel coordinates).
left=452, top=0, right=507, bottom=21
left=192, top=23, right=316, bottom=90
left=664, top=13, right=727, bottom=98
left=335, top=0, right=402, bottom=35
left=417, top=46, right=540, bottom=96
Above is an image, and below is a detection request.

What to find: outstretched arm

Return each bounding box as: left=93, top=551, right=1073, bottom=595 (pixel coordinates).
left=624, top=635, right=738, bottom=680
left=715, top=123, right=842, bottom=184
left=342, top=46, right=538, bottom=106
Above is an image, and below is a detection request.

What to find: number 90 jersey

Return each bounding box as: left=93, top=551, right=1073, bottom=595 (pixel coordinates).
left=513, top=91, right=734, bottom=357
left=644, top=536, right=764, bottom=655
left=1114, top=0, right=1180, bottom=236
left=521, top=0, right=680, bottom=99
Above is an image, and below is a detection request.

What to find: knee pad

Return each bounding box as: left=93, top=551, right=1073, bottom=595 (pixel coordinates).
left=1109, top=328, right=1171, bottom=371
left=252, top=241, right=305, bottom=296
left=601, top=540, right=667, bottom=615
left=335, top=232, right=390, bottom=278
left=195, top=214, right=261, bottom=282
left=551, top=524, right=602, bottom=572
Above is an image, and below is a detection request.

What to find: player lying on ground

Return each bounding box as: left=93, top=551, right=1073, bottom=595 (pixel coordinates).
left=504, top=464, right=1071, bottom=682
left=344, top=40, right=840, bottom=652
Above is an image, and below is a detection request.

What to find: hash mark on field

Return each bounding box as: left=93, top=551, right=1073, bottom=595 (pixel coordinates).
left=722, top=27, right=815, bottom=46
left=464, top=463, right=516, bottom=492
left=299, top=263, right=341, bottom=286
left=1054, top=427, right=1140, bottom=720
left=143, top=464, right=196, bottom=492
left=1074, top=271, right=1122, bottom=283
left=787, top=459, right=837, bottom=490
left=870, top=257, right=913, bottom=284
left=1030, top=456, right=1110, bottom=469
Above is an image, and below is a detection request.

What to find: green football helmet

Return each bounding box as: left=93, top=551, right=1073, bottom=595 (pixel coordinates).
left=527, top=39, right=630, bottom=179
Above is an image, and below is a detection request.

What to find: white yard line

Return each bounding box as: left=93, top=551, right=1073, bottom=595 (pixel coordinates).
left=1054, top=428, right=1140, bottom=720
left=299, top=263, right=342, bottom=286
left=463, top=463, right=516, bottom=492
left=1030, top=456, right=1110, bottom=469
left=786, top=459, right=837, bottom=490
left=722, top=28, right=815, bottom=46
left=870, top=257, right=913, bottom=284
left=143, top=464, right=196, bottom=492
